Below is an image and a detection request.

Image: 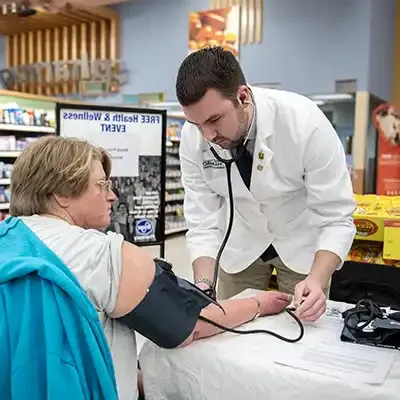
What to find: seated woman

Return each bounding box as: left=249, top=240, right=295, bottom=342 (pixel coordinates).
left=6, top=136, right=291, bottom=400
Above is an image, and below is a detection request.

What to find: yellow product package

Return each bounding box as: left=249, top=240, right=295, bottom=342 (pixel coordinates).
left=346, top=241, right=383, bottom=264
left=375, top=196, right=392, bottom=212
left=354, top=194, right=377, bottom=215
left=389, top=196, right=400, bottom=214
left=383, top=217, right=400, bottom=260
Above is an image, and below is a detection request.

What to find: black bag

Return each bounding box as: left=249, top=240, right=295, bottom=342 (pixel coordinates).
left=330, top=261, right=400, bottom=310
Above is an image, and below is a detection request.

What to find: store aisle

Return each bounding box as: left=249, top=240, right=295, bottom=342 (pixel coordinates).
left=147, top=233, right=193, bottom=281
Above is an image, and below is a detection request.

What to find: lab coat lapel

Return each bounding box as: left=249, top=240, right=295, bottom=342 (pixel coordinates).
left=249, top=87, right=275, bottom=200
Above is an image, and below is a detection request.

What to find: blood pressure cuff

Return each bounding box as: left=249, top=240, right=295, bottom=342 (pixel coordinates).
left=116, top=259, right=212, bottom=349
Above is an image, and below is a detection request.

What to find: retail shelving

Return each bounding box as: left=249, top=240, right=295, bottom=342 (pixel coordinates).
left=0, top=124, right=55, bottom=134
left=0, top=91, right=58, bottom=220
left=165, top=112, right=187, bottom=235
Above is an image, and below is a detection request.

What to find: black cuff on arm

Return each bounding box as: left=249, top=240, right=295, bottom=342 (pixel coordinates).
left=116, top=258, right=212, bottom=349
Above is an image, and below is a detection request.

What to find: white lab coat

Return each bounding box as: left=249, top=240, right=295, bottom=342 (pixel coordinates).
left=179, top=86, right=356, bottom=275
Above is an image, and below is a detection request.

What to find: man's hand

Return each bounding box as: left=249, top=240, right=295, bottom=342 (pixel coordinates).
left=293, top=277, right=326, bottom=322
left=255, top=291, right=292, bottom=316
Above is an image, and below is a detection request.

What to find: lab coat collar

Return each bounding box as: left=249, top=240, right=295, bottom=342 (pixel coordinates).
left=248, top=85, right=275, bottom=141
left=248, top=85, right=274, bottom=183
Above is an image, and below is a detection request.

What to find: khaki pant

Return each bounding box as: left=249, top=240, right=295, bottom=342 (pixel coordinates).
left=217, top=256, right=331, bottom=300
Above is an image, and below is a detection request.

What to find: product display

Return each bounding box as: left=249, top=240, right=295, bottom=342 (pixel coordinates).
left=166, top=120, right=182, bottom=145
left=0, top=101, right=57, bottom=214
left=0, top=106, right=55, bottom=128
left=347, top=241, right=399, bottom=267
left=352, top=194, right=400, bottom=262
left=0, top=161, right=12, bottom=179
left=0, top=135, right=40, bottom=152
left=165, top=116, right=187, bottom=235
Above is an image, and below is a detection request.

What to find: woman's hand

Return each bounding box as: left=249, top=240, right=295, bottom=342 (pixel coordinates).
left=254, top=291, right=292, bottom=317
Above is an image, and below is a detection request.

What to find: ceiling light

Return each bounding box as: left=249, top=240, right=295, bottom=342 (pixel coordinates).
left=149, top=102, right=181, bottom=108
left=308, top=93, right=354, bottom=101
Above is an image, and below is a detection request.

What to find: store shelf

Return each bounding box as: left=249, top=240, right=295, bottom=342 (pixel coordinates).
left=0, top=151, right=22, bottom=158
left=0, top=203, right=10, bottom=210
left=166, top=195, right=185, bottom=202
left=0, top=178, right=11, bottom=185
left=0, top=124, right=55, bottom=134
left=165, top=114, right=186, bottom=236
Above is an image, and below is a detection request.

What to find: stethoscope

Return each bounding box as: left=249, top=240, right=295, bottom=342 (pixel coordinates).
left=206, top=98, right=256, bottom=297
left=198, top=98, right=305, bottom=343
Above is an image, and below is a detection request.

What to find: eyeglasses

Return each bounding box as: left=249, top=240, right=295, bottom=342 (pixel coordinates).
left=95, top=179, right=113, bottom=192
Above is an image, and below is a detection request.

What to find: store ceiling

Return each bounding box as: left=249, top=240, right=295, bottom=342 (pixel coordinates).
left=0, top=1, right=133, bottom=35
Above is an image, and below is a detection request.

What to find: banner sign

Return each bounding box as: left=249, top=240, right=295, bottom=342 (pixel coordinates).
left=373, top=104, right=400, bottom=195
left=0, top=52, right=126, bottom=96
left=56, top=103, right=167, bottom=252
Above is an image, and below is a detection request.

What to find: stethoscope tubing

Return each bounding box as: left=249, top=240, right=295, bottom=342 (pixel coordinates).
left=207, top=100, right=256, bottom=295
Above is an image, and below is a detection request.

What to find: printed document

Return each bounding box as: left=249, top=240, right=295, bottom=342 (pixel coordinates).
left=269, top=302, right=397, bottom=385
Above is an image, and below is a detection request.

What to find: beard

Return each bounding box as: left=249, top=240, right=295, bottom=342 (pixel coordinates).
left=213, top=105, right=249, bottom=149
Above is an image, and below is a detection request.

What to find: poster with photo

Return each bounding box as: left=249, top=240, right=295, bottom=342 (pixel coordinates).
left=56, top=103, right=167, bottom=249
left=188, top=6, right=240, bottom=57
left=373, top=103, right=400, bottom=195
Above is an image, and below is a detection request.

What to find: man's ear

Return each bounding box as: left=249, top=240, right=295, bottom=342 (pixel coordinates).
left=237, top=85, right=250, bottom=104
left=52, top=193, right=70, bottom=208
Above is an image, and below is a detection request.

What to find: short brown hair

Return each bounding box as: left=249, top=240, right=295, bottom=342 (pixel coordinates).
left=176, top=46, right=246, bottom=106
left=10, top=135, right=111, bottom=216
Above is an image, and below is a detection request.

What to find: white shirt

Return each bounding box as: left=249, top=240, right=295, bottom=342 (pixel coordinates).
left=20, top=215, right=138, bottom=400
left=179, top=86, right=356, bottom=275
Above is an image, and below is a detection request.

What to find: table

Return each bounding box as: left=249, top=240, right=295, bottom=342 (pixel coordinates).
left=139, top=289, right=400, bottom=400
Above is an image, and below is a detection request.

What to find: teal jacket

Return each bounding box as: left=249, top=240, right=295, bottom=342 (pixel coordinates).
left=0, top=216, right=118, bottom=400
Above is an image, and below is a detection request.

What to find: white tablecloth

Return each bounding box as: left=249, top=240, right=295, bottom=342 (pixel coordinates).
left=139, top=289, right=400, bottom=400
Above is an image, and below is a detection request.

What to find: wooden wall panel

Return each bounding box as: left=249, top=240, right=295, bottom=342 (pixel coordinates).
left=352, top=91, right=370, bottom=194
left=5, top=15, right=119, bottom=96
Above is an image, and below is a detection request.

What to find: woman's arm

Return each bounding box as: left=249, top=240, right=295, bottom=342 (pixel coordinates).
left=108, top=241, right=156, bottom=318
left=180, top=292, right=291, bottom=346
left=108, top=240, right=290, bottom=347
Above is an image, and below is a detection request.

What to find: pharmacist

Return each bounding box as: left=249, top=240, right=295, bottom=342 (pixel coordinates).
left=176, top=46, right=356, bottom=322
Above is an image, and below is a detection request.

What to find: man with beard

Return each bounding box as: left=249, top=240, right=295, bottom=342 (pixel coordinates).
left=176, top=46, right=356, bottom=322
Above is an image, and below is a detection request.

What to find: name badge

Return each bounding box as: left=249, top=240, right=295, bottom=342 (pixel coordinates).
left=203, top=159, right=225, bottom=169
left=202, top=149, right=225, bottom=170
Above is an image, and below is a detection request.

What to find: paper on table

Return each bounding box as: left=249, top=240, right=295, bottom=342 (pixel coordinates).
left=304, top=303, right=351, bottom=338
left=387, top=356, right=400, bottom=380
left=271, top=340, right=397, bottom=385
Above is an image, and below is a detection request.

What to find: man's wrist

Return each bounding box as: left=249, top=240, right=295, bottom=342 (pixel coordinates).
left=306, top=272, right=327, bottom=289
left=308, top=250, right=341, bottom=287
left=194, top=277, right=213, bottom=289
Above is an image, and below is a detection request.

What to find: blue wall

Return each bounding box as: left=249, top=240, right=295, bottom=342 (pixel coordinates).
left=0, top=0, right=395, bottom=101
left=367, top=0, right=396, bottom=101
left=114, top=0, right=391, bottom=101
